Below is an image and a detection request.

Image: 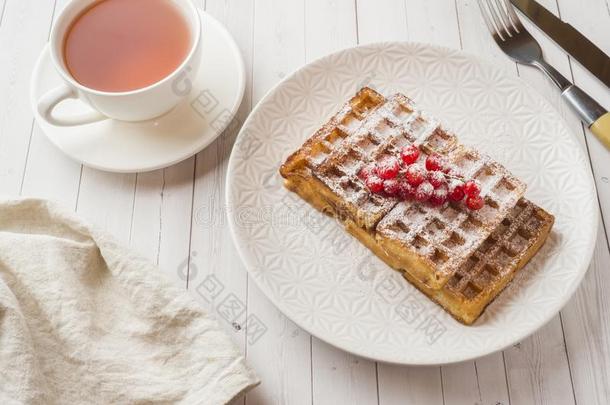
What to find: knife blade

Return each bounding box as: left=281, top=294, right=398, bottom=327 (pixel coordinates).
left=511, top=0, right=610, bottom=88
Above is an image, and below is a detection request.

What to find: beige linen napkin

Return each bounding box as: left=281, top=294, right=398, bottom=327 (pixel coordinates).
left=0, top=199, right=259, bottom=404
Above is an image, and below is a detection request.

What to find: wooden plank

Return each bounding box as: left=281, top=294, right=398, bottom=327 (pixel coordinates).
left=503, top=320, right=575, bottom=405
left=153, top=160, right=196, bottom=284
left=377, top=365, right=443, bottom=405
left=311, top=340, right=378, bottom=405
left=554, top=0, right=610, bottom=231
left=454, top=0, right=519, bottom=76
left=185, top=0, right=254, bottom=353
left=560, top=223, right=610, bottom=405
left=441, top=362, right=480, bottom=405
left=130, top=158, right=195, bottom=285
left=305, top=0, right=357, bottom=60
left=129, top=170, right=164, bottom=262
left=403, top=0, right=461, bottom=46
left=455, top=1, right=578, bottom=404
left=475, top=352, right=511, bottom=405
left=304, top=1, right=380, bottom=403
left=20, top=0, right=81, bottom=210
left=76, top=169, right=136, bottom=244
left=439, top=353, right=509, bottom=405
left=19, top=0, right=79, bottom=207
left=548, top=1, right=610, bottom=403
left=0, top=0, right=55, bottom=196
left=20, top=128, right=82, bottom=208
left=0, top=0, right=8, bottom=27
left=355, top=0, right=407, bottom=43
left=243, top=1, right=313, bottom=404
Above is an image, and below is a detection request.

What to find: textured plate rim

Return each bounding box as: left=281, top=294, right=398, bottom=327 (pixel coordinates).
left=225, top=41, right=598, bottom=365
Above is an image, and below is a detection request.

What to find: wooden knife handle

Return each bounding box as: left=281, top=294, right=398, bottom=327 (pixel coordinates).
left=590, top=112, right=610, bottom=150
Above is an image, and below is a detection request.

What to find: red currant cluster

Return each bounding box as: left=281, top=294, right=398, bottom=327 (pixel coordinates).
left=357, top=144, right=484, bottom=210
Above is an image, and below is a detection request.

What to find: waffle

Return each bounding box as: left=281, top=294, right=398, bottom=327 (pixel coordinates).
left=346, top=198, right=554, bottom=324
left=280, top=87, right=526, bottom=289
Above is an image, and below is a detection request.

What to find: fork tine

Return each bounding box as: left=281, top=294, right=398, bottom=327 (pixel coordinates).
left=502, top=0, right=522, bottom=33
left=477, top=0, right=504, bottom=41
left=492, top=0, right=513, bottom=37
left=485, top=0, right=509, bottom=40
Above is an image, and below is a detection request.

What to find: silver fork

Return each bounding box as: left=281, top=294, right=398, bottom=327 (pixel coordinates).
left=478, top=0, right=610, bottom=149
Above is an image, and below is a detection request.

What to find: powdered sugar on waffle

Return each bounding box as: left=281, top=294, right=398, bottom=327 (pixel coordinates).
left=288, top=87, right=526, bottom=283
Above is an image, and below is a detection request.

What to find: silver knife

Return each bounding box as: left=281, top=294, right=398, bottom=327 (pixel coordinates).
left=511, top=0, right=610, bottom=88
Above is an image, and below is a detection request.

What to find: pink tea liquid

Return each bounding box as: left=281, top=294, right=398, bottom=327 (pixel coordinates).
left=63, top=0, right=191, bottom=92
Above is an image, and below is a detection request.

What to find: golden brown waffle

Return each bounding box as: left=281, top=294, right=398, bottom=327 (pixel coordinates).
left=439, top=199, right=554, bottom=323
left=345, top=198, right=554, bottom=324
left=280, top=87, right=526, bottom=289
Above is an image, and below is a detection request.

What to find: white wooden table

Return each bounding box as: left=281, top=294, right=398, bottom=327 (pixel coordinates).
left=2, top=0, right=609, bottom=404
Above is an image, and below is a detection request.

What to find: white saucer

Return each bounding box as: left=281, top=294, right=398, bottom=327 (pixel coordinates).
left=30, top=10, right=245, bottom=173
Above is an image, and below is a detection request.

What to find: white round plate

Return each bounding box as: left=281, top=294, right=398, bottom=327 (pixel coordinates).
left=226, top=42, right=598, bottom=365
left=30, top=10, right=245, bottom=173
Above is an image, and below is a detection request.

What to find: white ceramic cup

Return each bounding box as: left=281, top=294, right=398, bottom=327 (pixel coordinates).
left=38, top=0, right=201, bottom=126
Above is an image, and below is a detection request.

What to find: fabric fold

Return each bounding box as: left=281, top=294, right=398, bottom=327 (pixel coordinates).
left=0, top=198, right=259, bottom=404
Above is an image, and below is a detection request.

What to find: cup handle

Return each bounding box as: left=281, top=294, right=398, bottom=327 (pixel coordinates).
left=37, top=83, right=107, bottom=126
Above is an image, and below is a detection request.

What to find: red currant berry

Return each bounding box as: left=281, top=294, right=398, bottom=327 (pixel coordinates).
left=406, top=164, right=425, bottom=186
left=448, top=180, right=465, bottom=202
left=398, top=181, right=415, bottom=200
left=383, top=179, right=401, bottom=196
left=365, top=175, right=384, bottom=193
left=376, top=156, right=400, bottom=180
left=358, top=164, right=375, bottom=180
left=428, top=171, right=446, bottom=189
left=400, top=144, right=420, bottom=165
left=463, top=180, right=481, bottom=197
left=430, top=185, right=448, bottom=206
left=466, top=194, right=485, bottom=210
left=425, top=153, right=444, bottom=172
left=414, top=181, right=434, bottom=202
